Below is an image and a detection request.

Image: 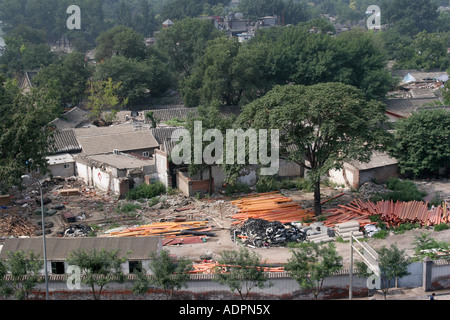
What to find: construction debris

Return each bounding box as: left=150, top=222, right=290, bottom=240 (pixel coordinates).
left=304, top=222, right=335, bottom=243
left=58, top=188, right=80, bottom=196
left=0, top=195, right=11, bottom=206
left=64, top=224, right=92, bottom=237
left=188, top=260, right=286, bottom=274
left=0, top=214, right=36, bottom=237
left=232, top=218, right=307, bottom=247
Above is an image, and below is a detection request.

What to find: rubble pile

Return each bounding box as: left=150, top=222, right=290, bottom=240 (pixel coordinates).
left=232, top=218, right=307, bottom=247
left=63, top=224, right=93, bottom=237
left=0, top=214, right=36, bottom=237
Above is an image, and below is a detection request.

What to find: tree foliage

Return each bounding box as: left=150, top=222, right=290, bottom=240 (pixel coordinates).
left=0, top=79, right=60, bottom=190
left=214, top=247, right=272, bottom=300
left=0, top=250, right=44, bottom=300
left=237, top=82, right=391, bottom=215
left=286, top=242, right=343, bottom=300
left=66, top=248, right=127, bottom=300
left=144, top=249, right=192, bottom=300
left=85, top=78, right=128, bottom=125
left=389, top=109, right=450, bottom=178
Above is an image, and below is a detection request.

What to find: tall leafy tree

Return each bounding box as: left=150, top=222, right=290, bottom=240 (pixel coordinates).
left=85, top=78, right=128, bottom=125
left=237, top=83, right=391, bottom=215
left=33, top=52, right=93, bottom=108
left=95, top=25, right=147, bottom=61
left=0, top=78, right=60, bottom=190
left=214, top=247, right=272, bottom=300
left=389, top=109, right=450, bottom=178
left=155, top=17, right=223, bottom=77
left=66, top=248, right=127, bottom=300
left=0, top=250, right=44, bottom=300
left=286, top=242, right=343, bottom=300
left=142, top=249, right=192, bottom=300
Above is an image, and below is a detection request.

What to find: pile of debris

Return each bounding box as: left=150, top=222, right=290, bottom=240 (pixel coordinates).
left=0, top=214, right=36, bottom=237
left=63, top=224, right=93, bottom=237
left=232, top=218, right=307, bottom=247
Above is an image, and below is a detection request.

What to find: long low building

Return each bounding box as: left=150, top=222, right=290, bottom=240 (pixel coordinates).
left=0, top=237, right=162, bottom=275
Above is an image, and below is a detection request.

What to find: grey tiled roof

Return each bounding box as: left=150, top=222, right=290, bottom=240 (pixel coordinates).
left=50, top=129, right=82, bottom=154
left=50, top=107, right=90, bottom=130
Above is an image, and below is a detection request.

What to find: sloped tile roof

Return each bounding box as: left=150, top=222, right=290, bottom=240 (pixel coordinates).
left=50, top=129, right=82, bottom=154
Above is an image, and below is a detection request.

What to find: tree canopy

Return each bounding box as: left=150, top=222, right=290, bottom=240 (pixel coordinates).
left=236, top=82, right=391, bottom=215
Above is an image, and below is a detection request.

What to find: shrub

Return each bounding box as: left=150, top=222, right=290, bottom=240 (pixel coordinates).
left=371, top=178, right=426, bottom=202
left=434, top=223, right=449, bottom=232
left=115, top=203, right=142, bottom=214
left=225, top=182, right=250, bottom=196
left=126, top=181, right=166, bottom=200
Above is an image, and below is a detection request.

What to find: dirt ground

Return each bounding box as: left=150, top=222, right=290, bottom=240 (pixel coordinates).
left=3, top=177, right=450, bottom=270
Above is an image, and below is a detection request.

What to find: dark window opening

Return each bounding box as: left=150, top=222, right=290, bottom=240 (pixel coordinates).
left=129, top=261, right=142, bottom=273
left=51, top=261, right=65, bottom=274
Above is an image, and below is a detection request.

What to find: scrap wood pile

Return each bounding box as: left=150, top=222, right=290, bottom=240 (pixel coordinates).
left=231, top=192, right=315, bottom=225
left=323, top=199, right=450, bottom=229
left=0, top=214, right=36, bottom=237
left=108, top=220, right=215, bottom=245
left=188, top=260, right=285, bottom=274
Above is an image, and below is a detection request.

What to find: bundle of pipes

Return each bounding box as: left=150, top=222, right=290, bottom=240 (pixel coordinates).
left=188, top=260, right=285, bottom=274
left=231, top=192, right=315, bottom=225
left=334, top=221, right=364, bottom=240
left=323, top=199, right=450, bottom=229
left=108, top=221, right=213, bottom=245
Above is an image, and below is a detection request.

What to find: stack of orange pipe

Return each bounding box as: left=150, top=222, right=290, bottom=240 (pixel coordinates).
left=323, top=199, right=450, bottom=228
left=231, top=192, right=315, bottom=225
left=109, top=221, right=210, bottom=238
left=188, top=260, right=285, bottom=274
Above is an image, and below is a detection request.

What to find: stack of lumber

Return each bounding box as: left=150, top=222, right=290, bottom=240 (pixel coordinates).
left=108, top=220, right=214, bottom=245
left=323, top=199, right=450, bottom=229
left=231, top=192, right=314, bottom=225
left=188, top=260, right=285, bottom=274
left=0, top=215, right=36, bottom=237
left=334, top=221, right=364, bottom=240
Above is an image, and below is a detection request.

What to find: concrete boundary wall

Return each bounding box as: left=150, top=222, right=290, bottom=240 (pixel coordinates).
left=21, top=259, right=450, bottom=300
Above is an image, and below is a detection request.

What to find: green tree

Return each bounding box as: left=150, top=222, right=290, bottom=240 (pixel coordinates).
left=214, top=247, right=272, bottom=300
left=95, top=26, right=147, bottom=62
left=389, top=109, right=450, bottom=178
left=286, top=242, right=343, bottom=300
left=66, top=248, right=127, bottom=300
left=237, top=83, right=391, bottom=215
left=384, top=0, right=439, bottom=36
left=357, top=244, right=410, bottom=300
left=143, top=249, right=192, bottom=300
left=94, top=54, right=173, bottom=104
left=0, top=79, right=60, bottom=190
left=183, top=103, right=237, bottom=195
left=0, top=250, right=44, bottom=300
left=85, top=78, right=128, bottom=125
left=33, top=52, right=93, bottom=108
left=155, top=17, right=223, bottom=77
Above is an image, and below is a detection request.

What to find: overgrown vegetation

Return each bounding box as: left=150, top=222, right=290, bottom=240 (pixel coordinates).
left=370, top=178, right=427, bottom=202
left=412, top=233, right=450, bottom=261
left=125, top=181, right=166, bottom=200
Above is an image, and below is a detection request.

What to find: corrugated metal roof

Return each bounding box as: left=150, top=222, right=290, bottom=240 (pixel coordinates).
left=0, top=237, right=161, bottom=261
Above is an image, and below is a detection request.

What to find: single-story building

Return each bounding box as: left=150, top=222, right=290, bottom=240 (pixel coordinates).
left=0, top=237, right=162, bottom=275
left=328, top=151, right=399, bottom=189
left=75, top=152, right=157, bottom=197
left=73, top=125, right=159, bottom=158
left=45, top=153, right=76, bottom=177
